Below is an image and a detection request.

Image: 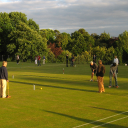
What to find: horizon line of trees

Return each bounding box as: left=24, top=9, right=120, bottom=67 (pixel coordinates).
left=0, top=12, right=128, bottom=64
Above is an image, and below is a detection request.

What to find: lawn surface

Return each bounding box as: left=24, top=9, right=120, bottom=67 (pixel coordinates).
left=0, top=62, right=128, bottom=128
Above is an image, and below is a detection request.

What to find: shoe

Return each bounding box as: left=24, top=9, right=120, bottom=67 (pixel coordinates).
left=6, top=95, right=11, bottom=98
left=109, top=86, right=111, bottom=88
left=90, top=79, right=93, bottom=81
left=116, top=86, right=119, bottom=88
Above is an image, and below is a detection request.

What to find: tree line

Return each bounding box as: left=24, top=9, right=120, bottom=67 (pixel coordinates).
left=0, top=12, right=128, bottom=64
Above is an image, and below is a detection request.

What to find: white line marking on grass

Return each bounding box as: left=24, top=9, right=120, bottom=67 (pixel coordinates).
left=73, top=111, right=128, bottom=128
left=92, top=115, right=128, bottom=128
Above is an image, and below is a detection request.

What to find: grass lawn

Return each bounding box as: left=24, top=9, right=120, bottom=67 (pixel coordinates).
left=0, top=62, right=128, bottom=128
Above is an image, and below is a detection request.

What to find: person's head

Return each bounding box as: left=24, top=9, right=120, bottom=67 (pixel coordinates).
left=115, top=56, right=117, bottom=59
left=113, top=63, right=116, bottom=66
left=90, top=61, right=93, bottom=65
left=98, top=60, right=102, bottom=64
left=94, top=55, right=95, bottom=56
left=2, top=61, right=7, bottom=67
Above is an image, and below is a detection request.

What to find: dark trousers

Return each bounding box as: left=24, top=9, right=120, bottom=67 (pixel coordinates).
left=38, top=60, right=41, bottom=66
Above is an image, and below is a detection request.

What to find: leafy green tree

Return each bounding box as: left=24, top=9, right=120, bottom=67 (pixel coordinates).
left=99, top=32, right=110, bottom=48
left=91, top=33, right=100, bottom=47
left=71, top=32, right=86, bottom=55
left=55, top=32, right=71, bottom=50
left=40, top=29, right=55, bottom=44
left=28, top=19, right=39, bottom=32
left=93, top=46, right=106, bottom=63
left=69, top=29, right=94, bottom=55
left=105, top=46, right=115, bottom=64
left=0, top=12, right=13, bottom=59
left=54, top=30, right=60, bottom=38
left=8, top=21, right=47, bottom=61
left=116, top=31, right=128, bottom=63
left=0, top=12, right=48, bottom=61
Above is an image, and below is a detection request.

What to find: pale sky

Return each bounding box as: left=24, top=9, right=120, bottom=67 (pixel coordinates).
left=0, top=0, right=128, bottom=37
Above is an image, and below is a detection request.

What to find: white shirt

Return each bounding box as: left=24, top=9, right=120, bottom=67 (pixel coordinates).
left=113, top=58, right=119, bottom=65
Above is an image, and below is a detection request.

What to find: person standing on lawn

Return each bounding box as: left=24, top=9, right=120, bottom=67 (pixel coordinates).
left=16, top=55, right=20, bottom=64
left=109, top=63, right=119, bottom=88
left=43, top=55, right=46, bottom=65
left=0, top=61, right=9, bottom=98
left=90, top=61, right=98, bottom=81
left=38, top=55, right=41, bottom=66
left=96, top=60, right=105, bottom=93
left=66, top=54, right=69, bottom=67
left=113, top=56, right=119, bottom=74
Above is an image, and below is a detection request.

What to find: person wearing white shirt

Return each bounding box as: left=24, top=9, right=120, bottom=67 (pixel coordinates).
left=113, top=56, right=119, bottom=74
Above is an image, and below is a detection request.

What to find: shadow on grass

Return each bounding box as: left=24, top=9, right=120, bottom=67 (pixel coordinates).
left=10, top=80, right=97, bottom=93
left=43, top=110, right=128, bottom=128
left=90, top=106, right=128, bottom=116
left=17, top=75, right=97, bottom=88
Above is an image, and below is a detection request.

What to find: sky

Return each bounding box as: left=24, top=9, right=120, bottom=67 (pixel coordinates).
left=0, top=0, right=128, bottom=37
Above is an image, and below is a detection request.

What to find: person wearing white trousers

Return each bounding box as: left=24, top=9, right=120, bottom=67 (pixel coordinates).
left=43, top=55, right=46, bottom=64
left=0, top=61, right=9, bottom=98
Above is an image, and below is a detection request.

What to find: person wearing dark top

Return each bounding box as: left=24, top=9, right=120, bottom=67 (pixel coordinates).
left=38, top=55, right=41, bottom=66
left=90, top=61, right=98, bottom=81
left=71, top=55, right=74, bottom=67
left=93, top=55, right=96, bottom=63
left=96, top=60, right=105, bottom=93
left=0, top=61, right=9, bottom=98
left=66, top=54, right=69, bottom=67
left=109, top=63, right=119, bottom=88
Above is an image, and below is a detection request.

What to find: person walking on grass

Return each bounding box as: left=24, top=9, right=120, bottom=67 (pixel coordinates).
left=38, top=55, right=41, bottom=66
left=109, top=63, right=119, bottom=88
left=96, top=60, right=105, bottom=93
left=90, top=61, right=98, bottom=81
left=35, top=56, right=37, bottom=65
left=0, top=61, right=9, bottom=98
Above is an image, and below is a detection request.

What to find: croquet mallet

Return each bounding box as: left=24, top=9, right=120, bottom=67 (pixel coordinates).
left=6, top=82, right=11, bottom=98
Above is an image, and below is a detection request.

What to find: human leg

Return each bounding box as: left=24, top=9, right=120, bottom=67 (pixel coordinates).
left=98, top=76, right=105, bottom=93
left=101, top=77, right=105, bottom=92
left=116, top=66, right=118, bottom=74
left=1, top=79, right=7, bottom=98
left=109, top=73, right=112, bottom=87
left=97, top=76, right=102, bottom=93
left=114, top=73, right=118, bottom=86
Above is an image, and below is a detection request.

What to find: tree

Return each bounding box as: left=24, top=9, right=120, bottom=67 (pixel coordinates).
left=40, top=29, right=55, bottom=44
left=0, top=12, right=13, bottom=59
left=7, top=20, right=47, bottom=61
left=48, top=43, right=63, bottom=58
left=28, top=19, right=39, bottom=32
left=99, top=32, right=110, bottom=48
left=69, top=29, right=94, bottom=55
left=116, top=31, right=128, bottom=63
left=55, top=32, right=71, bottom=50
left=0, top=12, right=48, bottom=61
